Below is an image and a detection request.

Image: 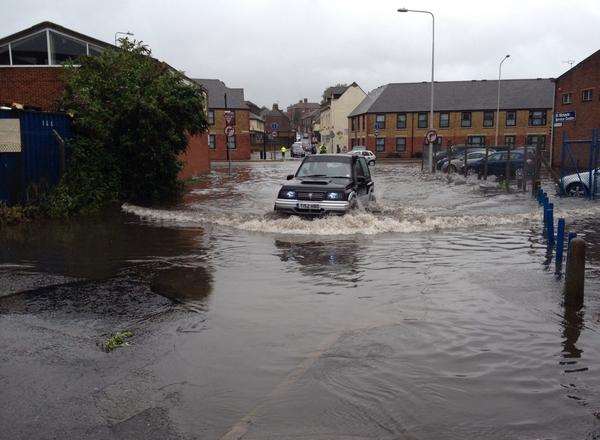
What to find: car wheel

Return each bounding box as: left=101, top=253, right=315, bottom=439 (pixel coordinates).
left=566, top=182, right=587, bottom=197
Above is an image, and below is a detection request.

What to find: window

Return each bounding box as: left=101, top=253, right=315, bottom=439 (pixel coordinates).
left=505, top=110, right=516, bottom=127
left=418, top=112, right=428, bottom=129
left=528, top=110, right=546, bottom=126
left=209, top=134, right=216, bottom=149
left=439, top=112, right=450, bottom=128
left=350, top=138, right=356, bottom=148
left=483, top=111, right=494, bottom=128
left=354, top=159, right=365, bottom=178
left=397, top=113, right=407, bottom=129
left=88, top=45, right=103, bottom=57
left=504, top=135, right=516, bottom=146
left=562, top=93, right=573, bottom=104
left=395, top=137, right=406, bottom=152
left=351, top=117, right=356, bottom=131
left=208, top=110, right=215, bottom=125
left=526, top=135, right=546, bottom=148
left=376, top=137, right=385, bottom=152
left=582, top=89, right=593, bottom=102
left=11, top=31, right=48, bottom=65
left=49, top=31, right=86, bottom=65
left=375, top=114, right=385, bottom=129
left=227, top=135, right=236, bottom=149
left=461, top=112, right=472, bottom=128
left=0, top=45, right=9, bottom=65
left=467, top=135, right=485, bottom=146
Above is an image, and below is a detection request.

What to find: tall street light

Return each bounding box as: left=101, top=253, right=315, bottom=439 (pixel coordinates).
left=494, top=54, right=510, bottom=147
left=398, top=8, right=435, bottom=173
left=114, top=31, right=134, bottom=47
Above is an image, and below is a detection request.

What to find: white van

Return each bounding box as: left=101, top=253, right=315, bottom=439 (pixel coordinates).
left=291, top=142, right=305, bottom=158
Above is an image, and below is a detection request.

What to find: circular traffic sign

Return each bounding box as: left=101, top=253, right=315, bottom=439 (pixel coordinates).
left=271, top=131, right=278, bottom=139
left=425, top=129, right=437, bottom=144
left=225, top=126, right=235, bottom=137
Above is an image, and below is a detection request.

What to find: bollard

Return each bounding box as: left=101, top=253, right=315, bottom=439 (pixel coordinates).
left=555, top=218, right=565, bottom=274
left=547, top=203, right=554, bottom=247
left=568, top=232, right=577, bottom=247
left=564, top=237, right=586, bottom=308
left=537, top=188, right=543, bottom=204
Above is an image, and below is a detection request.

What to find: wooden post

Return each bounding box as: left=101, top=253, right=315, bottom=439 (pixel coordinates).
left=564, top=237, right=586, bottom=308
left=522, top=145, right=528, bottom=192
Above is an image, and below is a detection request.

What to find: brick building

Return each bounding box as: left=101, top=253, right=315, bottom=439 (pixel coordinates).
left=552, top=49, right=600, bottom=168
left=348, top=79, right=554, bottom=159
left=193, top=79, right=251, bottom=161
left=0, top=21, right=210, bottom=176
left=261, top=103, right=295, bottom=152
left=286, top=98, right=320, bottom=133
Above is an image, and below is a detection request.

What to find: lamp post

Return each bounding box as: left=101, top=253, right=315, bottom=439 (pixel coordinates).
left=494, top=54, right=510, bottom=147
left=114, top=31, right=134, bottom=47
left=398, top=8, right=435, bottom=173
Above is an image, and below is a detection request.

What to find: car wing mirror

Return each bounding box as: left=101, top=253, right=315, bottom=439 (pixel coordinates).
left=286, top=174, right=294, bottom=180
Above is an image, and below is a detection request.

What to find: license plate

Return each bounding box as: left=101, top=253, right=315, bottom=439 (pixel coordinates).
left=298, top=203, right=320, bottom=210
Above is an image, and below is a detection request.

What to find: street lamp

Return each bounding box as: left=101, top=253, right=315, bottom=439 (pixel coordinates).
left=114, top=31, right=134, bottom=47
left=494, top=54, right=510, bottom=147
left=398, top=8, right=435, bottom=173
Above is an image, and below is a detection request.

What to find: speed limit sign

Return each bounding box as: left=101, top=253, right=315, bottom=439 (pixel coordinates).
left=425, top=129, right=438, bottom=144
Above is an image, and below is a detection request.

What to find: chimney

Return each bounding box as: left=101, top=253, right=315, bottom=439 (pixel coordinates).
left=273, top=103, right=279, bottom=111
left=304, top=98, right=307, bottom=103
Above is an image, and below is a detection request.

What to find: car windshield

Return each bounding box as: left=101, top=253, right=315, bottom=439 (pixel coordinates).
left=296, top=159, right=352, bottom=178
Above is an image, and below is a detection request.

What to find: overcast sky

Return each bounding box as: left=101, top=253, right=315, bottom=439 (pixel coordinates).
left=2, top=0, right=600, bottom=108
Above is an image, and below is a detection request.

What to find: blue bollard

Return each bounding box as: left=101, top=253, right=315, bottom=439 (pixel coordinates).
left=555, top=218, right=565, bottom=273
left=547, top=203, right=554, bottom=246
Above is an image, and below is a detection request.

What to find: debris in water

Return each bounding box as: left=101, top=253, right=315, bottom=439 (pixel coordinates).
left=103, top=330, right=133, bottom=352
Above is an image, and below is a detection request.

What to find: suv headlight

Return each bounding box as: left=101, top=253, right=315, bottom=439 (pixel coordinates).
left=326, top=192, right=342, bottom=200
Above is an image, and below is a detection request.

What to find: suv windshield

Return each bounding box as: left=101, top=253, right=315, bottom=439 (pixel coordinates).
left=296, top=159, right=352, bottom=178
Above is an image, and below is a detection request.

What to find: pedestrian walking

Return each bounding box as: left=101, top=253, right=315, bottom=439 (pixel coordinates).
left=280, top=146, right=287, bottom=160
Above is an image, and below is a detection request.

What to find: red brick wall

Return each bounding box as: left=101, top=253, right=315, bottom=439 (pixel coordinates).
left=207, top=109, right=252, bottom=160
left=0, top=67, right=65, bottom=110
left=179, top=132, right=210, bottom=179
left=552, top=50, right=600, bottom=167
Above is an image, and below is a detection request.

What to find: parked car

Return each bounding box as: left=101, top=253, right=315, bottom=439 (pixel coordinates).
left=435, top=145, right=473, bottom=170
left=291, top=142, right=306, bottom=158
left=441, top=149, right=492, bottom=173
left=560, top=168, right=600, bottom=197
left=471, top=149, right=531, bottom=179
left=274, top=154, right=375, bottom=216
left=349, top=148, right=376, bottom=165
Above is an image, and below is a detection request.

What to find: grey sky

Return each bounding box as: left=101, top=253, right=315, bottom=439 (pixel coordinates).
left=2, top=0, right=599, bottom=108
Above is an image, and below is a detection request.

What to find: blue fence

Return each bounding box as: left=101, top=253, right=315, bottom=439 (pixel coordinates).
left=0, top=110, right=72, bottom=205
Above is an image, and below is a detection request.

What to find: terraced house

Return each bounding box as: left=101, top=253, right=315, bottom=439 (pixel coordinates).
left=348, top=79, right=554, bottom=159
left=193, top=79, right=251, bottom=161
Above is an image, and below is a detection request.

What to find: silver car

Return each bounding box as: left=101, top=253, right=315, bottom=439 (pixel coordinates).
left=442, top=149, right=491, bottom=174
left=560, top=168, right=599, bottom=196
left=349, top=148, right=376, bottom=165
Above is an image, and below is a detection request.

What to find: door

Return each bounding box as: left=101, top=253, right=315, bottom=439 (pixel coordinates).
left=353, top=157, right=371, bottom=204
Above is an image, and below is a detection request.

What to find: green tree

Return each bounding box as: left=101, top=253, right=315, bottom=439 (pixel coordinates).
left=50, top=39, right=208, bottom=215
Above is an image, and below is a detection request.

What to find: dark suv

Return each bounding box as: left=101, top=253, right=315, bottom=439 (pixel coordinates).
left=274, top=154, right=374, bottom=216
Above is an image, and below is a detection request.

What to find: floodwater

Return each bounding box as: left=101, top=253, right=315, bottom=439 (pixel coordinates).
left=2, top=161, right=600, bottom=439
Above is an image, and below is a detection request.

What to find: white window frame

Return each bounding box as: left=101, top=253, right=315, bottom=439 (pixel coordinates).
left=2, top=27, right=104, bottom=67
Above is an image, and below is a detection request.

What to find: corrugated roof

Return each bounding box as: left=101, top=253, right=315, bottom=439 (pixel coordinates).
left=193, top=79, right=247, bottom=109
left=349, top=79, right=554, bottom=116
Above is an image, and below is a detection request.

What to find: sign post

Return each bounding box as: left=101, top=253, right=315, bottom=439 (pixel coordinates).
left=223, top=93, right=234, bottom=173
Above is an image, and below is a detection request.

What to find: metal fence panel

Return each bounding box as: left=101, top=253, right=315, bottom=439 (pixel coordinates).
left=0, top=110, right=72, bottom=205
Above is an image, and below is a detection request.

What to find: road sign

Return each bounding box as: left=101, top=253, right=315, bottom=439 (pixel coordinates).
left=554, top=111, right=576, bottom=123
left=271, top=131, right=277, bottom=139
left=425, top=129, right=438, bottom=144
left=271, top=122, right=279, bottom=130
left=224, top=126, right=235, bottom=137
left=224, top=110, right=235, bottom=127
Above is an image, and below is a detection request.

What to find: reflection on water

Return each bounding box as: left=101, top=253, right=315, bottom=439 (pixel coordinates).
left=2, top=162, right=600, bottom=439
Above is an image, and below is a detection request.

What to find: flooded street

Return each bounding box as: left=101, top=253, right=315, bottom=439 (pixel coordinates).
left=2, top=161, right=600, bottom=439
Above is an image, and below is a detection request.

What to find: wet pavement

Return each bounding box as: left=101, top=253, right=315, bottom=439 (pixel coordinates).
left=1, top=161, right=600, bottom=439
